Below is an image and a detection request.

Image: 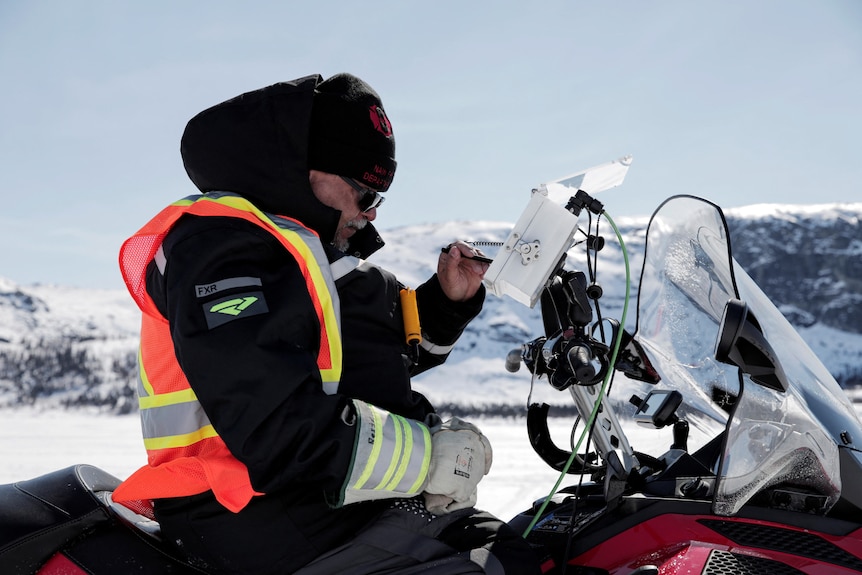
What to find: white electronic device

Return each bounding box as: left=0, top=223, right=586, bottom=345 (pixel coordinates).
left=483, top=155, right=633, bottom=307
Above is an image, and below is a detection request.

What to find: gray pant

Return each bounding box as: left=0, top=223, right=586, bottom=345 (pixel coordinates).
left=295, top=499, right=538, bottom=575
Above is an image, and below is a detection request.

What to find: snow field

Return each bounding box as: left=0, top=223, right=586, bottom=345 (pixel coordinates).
left=1, top=412, right=627, bottom=521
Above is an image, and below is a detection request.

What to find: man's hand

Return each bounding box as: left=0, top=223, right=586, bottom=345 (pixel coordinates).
left=422, top=416, right=493, bottom=514
left=437, top=241, right=489, bottom=302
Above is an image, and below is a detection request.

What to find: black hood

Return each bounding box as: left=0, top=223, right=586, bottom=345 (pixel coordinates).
left=180, top=74, right=385, bottom=258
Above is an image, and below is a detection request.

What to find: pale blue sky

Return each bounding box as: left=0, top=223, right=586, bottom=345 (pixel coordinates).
left=1, top=1, right=859, bottom=289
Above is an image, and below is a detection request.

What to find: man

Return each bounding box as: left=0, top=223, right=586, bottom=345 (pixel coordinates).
left=114, top=73, right=539, bottom=574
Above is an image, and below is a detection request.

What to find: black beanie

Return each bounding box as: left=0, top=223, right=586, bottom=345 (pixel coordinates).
left=308, top=73, right=396, bottom=192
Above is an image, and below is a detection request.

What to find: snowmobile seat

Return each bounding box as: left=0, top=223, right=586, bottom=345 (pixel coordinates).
left=0, top=464, right=209, bottom=574
left=0, top=464, right=118, bottom=574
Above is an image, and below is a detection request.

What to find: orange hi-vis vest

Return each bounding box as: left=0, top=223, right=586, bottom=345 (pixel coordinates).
left=113, top=192, right=343, bottom=513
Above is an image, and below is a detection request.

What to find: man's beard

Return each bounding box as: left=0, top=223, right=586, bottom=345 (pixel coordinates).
left=333, top=218, right=368, bottom=252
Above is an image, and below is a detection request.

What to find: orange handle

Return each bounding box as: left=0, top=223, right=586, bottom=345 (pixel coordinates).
left=399, top=288, right=422, bottom=346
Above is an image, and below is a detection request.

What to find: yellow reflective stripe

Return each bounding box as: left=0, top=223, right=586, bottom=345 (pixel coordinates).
left=375, top=415, right=405, bottom=490
left=142, top=424, right=219, bottom=450
left=352, top=407, right=384, bottom=490
left=407, top=424, right=433, bottom=494
left=384, top=415, right=414, bottom=491
left=170, top=197, right=197, bottom=207
left=137, top=193, right=346, bottom=458
left=138, top=346, right=155, bottom=397
left=320, top=364, right=342, bottom=385
left=262, top=222, right=343, bottom=382
left=200, top=194, right=343, bottom=383
left=138, top=387, right=199, bottom=410
left=341, top=402, right=432, bottom=505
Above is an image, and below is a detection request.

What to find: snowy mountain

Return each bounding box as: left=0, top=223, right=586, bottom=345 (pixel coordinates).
left=0, top=277, right=140, bottom=412
left=725, top=203, right=862, bottom=387
left=1, top=202, right=861, bottom=413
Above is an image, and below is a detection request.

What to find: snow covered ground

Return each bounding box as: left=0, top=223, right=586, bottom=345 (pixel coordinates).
left=3, top=402, right=861, bottom=522
left=0, top=411, right=662, bottom=521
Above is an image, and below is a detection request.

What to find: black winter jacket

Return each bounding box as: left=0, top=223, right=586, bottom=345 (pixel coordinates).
left=148, top=75, right=483, bottom=504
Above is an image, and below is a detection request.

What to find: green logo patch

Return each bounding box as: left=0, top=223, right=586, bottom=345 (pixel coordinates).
left=210, top=296, right=259, bottom=316
left=203, top=291, right=268, bottom=328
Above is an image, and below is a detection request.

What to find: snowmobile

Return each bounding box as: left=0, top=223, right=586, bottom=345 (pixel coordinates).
left=3, top=158, right=862, bottom=574
left=494, top=167, right=862, bottom=574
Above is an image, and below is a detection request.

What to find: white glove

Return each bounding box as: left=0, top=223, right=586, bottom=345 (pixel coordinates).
left=422, top=416, right=493, bottom=514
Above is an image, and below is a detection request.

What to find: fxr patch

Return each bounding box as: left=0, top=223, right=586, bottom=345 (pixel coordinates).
left=204, top=291, right=269, bottom=329
left=195, top=276, right=262, bottom=298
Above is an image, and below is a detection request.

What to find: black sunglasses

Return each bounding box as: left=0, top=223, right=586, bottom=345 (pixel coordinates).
left=340, top=176, right=385, bottom=213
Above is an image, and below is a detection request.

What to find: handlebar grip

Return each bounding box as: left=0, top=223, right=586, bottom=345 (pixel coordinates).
left=505, top=349, right=522, bottom=373
left=567, top=344, right=597, bottom=383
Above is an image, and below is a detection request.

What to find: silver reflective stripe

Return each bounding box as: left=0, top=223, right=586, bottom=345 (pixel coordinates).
left=154, top=244, right=167, bottom=275
left=136, top=349, right=148, bottom=397
left=322, top=381, right=339, bottom=395
left=419, top=337, right=456, bottom=356
left=342, top=400, right=431, bottom=506
left=141, top=399, right=212, bottom=439
left=330, top=255, right=363, bottom=281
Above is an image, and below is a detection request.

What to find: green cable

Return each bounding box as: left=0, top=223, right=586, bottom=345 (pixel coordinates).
left=521, top=210, right=631, bottom=538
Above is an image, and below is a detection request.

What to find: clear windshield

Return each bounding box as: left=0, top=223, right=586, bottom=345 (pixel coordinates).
left=634, top=196, right=858, bottom=516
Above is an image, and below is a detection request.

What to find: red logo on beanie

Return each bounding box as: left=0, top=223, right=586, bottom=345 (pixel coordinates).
left=369, top=105, right=393, bottom=138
